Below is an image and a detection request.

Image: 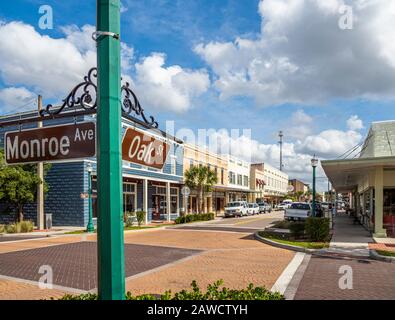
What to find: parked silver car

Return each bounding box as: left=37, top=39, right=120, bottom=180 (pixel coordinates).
left=258, top=202, right=272, bottom=213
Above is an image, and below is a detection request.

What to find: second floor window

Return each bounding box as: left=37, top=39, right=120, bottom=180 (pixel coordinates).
left=229, top=171, right=236, bottom=184
left=237, top=174, right=242, bottom=186
left=171, top=157, right=176, bottom=175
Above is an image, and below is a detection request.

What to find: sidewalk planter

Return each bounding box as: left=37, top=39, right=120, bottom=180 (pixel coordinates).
left=254, top=231, right=322, bottom=254
left=369, top=249, right=395, bottom=263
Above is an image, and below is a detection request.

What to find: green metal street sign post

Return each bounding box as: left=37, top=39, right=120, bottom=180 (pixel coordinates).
left=96, top=0, right=125, bottom=300
left=311, top=156, right=318, bottom=217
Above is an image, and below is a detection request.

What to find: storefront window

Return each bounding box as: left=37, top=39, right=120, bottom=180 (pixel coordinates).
left=384, top=189, right=395, bottom=237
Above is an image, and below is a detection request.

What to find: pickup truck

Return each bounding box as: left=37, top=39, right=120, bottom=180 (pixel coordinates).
left=224, top=201, right=248, bottom=217
left=284, top=202, right=311, bottom=220
left=285, top=202, right=324, bottom=220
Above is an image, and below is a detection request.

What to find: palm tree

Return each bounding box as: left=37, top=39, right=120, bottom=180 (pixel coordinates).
left=184, top=165, right=218, bottom=214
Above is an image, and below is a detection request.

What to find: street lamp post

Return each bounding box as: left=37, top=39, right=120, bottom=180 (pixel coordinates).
left=86, top=163, right=95, bottom=233
left=311, top=155, right=319, bottom=217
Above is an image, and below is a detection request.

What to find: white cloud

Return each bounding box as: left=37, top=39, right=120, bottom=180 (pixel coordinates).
left=347, top=115, right=364, bottom=131
left=133, top=53, right=210, bottom=113
left=0, top=21, right=206, bottom=113
left=295, top=129, right=362, bottom=158
left=0, top=87, right=36, bottom=113
left=287, top=110, right=313, bottom=140
left=0, top=21, right=95, bottom=98
left=195, top=0, right=395, bottom=106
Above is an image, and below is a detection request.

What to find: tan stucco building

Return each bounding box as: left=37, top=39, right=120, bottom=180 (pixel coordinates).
left=250, top=163, right=289, bottom=205
left=183, top=144, right=228, bottom=214
left=322, top=120, right=395, bottom=238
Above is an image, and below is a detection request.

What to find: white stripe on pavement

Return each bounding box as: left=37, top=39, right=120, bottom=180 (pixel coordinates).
left=271, top=252, right=305, bottom=295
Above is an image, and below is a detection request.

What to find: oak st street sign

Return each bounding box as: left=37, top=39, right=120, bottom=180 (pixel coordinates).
left=122, top=127, right=170, bottom=170
left=5, top=122, right=96, bottom=164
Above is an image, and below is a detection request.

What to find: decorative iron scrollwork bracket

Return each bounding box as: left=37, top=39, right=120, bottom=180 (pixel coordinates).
left=40, top=68, right=97, bottom=117
left=121, top=82, right=159, bottom=128
left=40, top=67, right=159, bottom=129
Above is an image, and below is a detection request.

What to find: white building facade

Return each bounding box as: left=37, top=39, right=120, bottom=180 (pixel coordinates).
left=225, top=155, right=252, bottom=202
left=262, top=163, right=289, bottom=205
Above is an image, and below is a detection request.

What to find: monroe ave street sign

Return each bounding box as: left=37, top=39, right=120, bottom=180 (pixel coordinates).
left=122, top=127, right=170, bottom=170
left=4, top=122, right=96, bottom=164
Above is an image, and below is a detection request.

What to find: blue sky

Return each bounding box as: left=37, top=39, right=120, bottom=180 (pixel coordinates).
left=0, top=0, right=394, bottom=188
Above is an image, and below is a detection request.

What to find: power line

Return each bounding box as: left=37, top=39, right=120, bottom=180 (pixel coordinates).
left=1, top=97, right=37, bottom=116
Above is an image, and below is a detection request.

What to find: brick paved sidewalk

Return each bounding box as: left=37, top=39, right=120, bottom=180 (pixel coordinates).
left=0, top=229, right=294, bottom=300
left=294, top=254, right=395, bottom=300
left=369, top=243, right=395, bottom=252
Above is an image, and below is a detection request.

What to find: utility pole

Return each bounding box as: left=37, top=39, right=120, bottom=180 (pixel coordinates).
left=96, top=0, right=125, bottom=300
left=37, top=95, right=44, bottom=230
left=279, top=131, right=283, bottom=171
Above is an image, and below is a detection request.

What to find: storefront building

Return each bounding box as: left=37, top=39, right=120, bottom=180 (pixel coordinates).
left=225, top=155, right=254, bottom=203
left=250, top=163, right=266, bottom=202
left=0, top=110, right=184, bottom=227
left=262, top=163, right=289, bottom=205
left=183, top=143, right=228, bottom=214
left=322, top=120, right=395, bottom=238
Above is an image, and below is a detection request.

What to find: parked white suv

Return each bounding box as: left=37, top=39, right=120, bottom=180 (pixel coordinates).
left=224, top=201, right=248, bottom=217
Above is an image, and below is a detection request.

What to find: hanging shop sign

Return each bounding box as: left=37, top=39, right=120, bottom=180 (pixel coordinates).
left=4, top=122, right=96, bottom=164
left=122, top=127, right=170, bottom=170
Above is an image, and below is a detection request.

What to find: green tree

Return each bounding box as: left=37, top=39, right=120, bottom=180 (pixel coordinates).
left=0, top=149, right=50, bottom=222
left=295, top=191, right=304, bottom=201
left=184, top=165, right=218, bottom=214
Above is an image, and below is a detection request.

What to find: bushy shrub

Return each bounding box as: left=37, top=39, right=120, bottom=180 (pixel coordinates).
left=0, top=224, right=4, bottom=234
left=4, top=221, right=34, bottom=234
left=272, top=220, right=291, bottom=229
left=5, top=223, right=19, bottom=234
left=20, top=220, right=34, bottom=233
left=125, top=211, right=136, bottom=227
left=289, top=222, right=305, bottom=239
left=305, top=217, right=330, bottom=242
left=136, top=211, right=146, bottom=227
left=175, top=213, right=215, bottom=224
left=58, top=280, right=284, bottom=300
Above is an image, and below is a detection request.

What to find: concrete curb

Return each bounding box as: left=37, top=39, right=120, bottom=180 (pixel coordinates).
left=254, top=231, right=317, bottom=254
left=369, top=249, right=395, bottom=263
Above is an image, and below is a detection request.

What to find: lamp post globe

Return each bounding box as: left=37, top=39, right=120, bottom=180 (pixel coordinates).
left=311, top=155, right=318, bottom=217
left=86, top=163, right=95, bottom=233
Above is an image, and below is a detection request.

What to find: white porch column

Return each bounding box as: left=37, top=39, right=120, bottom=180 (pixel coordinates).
left=143, top=179, right=148, bottom=225
left=166, top=182, right=171, bottom=222
left=374, top=167, right=387, bottom=237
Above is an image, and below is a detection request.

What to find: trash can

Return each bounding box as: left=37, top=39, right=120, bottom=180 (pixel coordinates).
left=45, top=213, right=52, bottom=230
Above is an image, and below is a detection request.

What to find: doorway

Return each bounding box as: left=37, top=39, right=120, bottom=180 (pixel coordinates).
left=123, top=182, right=137, bottom=219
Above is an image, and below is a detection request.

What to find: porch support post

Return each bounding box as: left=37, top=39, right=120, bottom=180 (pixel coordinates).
left=166, top=182, right=171, bottom=222
left=374, top=166, right=387, bottom=237
left=143, top=179, right=148, bottom=225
